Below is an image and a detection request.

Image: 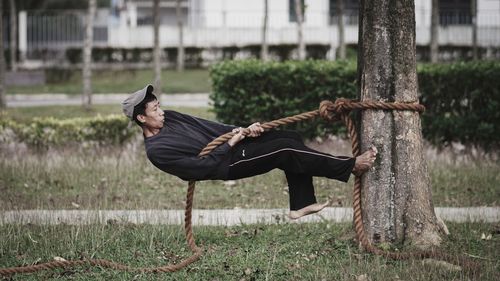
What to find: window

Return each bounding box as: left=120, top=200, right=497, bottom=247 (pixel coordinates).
left=439, top=0, right=472, bottom=25
left=289, top=0, right=305, bottom=23
left=329, top=0, right=359, bottom=25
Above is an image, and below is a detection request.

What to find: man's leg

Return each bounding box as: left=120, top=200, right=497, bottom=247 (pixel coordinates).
left=226, top=131, right=354, bottom=219
left=227, top=131, right=356, bottom=181
left=285, top=171, right=331, bottom=219
left=285, top=171, right=316, bottom=211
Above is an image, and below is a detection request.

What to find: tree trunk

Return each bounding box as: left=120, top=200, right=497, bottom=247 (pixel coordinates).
left=337, top=0, right=346, bottom=59
left=0, top=0, right=6, bottom=109
left=471, top=0, right=478, bottom=60
left=153, top=0, right=162, bottom=94
left=429, top=0, right=438, bottom=63
left=328, top=29, right=337, bottom=60
left=358, top=0, right=441, bottom=248
left=261, top=0, right=269, bottom=62
left=294, top=0, right=305, bottom=60
left=9, top=0, right=17, bottom=72
left=176, top=0, right=184, bottom=72
left=82, top=0, right=95, bottom=110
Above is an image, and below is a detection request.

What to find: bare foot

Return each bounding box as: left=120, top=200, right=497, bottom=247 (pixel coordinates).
left=288, top=201, right=330, bottom=220
left=352, top=146, right=378, bottom=177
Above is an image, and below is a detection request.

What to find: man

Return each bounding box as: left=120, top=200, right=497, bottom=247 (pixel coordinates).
left=122, top=85, right=377, bottom=219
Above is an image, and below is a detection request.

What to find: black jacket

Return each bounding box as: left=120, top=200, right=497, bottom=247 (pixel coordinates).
left=145, top=110, right=236, bottom=181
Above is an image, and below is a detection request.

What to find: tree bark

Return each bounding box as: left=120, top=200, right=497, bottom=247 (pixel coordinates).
left=9, top=0, right=17, bottom=71
left=429, top=0, right=438, bottom=63
left=153, top=0, right=162, bottom=94
left=261, top=0, right=269, bottom=62
left=471, top=0, right=478, bottom=60
left=294, top=0, right=305, bottom=60
left=176, top=0, right=184, bottom=72
left=82, top=0, right=95, bottom=110
left=337, top=0, right=346, bottom=59
left=358, top=0, right=441, bottom=248
left=0, top=0, right=6, bottom=109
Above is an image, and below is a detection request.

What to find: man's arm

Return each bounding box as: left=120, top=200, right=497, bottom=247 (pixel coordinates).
left=149, top=143, right=232, bottom=180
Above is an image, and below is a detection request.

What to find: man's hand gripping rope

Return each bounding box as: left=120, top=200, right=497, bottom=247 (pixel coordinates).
left=228, top=122, right=265, bottom=147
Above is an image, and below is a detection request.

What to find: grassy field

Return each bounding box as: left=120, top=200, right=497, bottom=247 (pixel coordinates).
left=6, top=69, right=211, bottom=94
left=0, top=222, right=498, bottom=280
left=1, top=107, right=499, bottom=280
left=1, top=104, right=214, bottom=123
left=1, top=106, right=499, bottom=210
left=1, top=145, right=498, bottom=210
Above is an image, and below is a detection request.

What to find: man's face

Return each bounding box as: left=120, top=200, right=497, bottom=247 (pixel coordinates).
left=140, top=100, right=164, bottom=129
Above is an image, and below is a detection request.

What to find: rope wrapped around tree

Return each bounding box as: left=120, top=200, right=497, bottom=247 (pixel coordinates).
left=0, top=98, right=478, bottom=276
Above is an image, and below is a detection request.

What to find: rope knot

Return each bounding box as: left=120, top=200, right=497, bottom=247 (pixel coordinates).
left=319, top=98, right=353, bottom=121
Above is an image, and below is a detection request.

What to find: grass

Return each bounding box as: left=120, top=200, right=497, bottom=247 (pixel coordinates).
left=1, top=107, right=498, bottom=280
left=430, top=164, right=500, bottom=207
left=1, top=106, right=499, bottom=210
left=0, top=138, right=499, bottom=211
left=2, top=105, right=500, bottom=210
left=1, top=104, right=215, bottom=123
left=6, top=69, right=211, bottom=94
left=0, top=222, right=498, bottom=280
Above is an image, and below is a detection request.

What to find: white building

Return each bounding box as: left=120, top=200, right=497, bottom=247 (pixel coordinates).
left=15, top=0, right=500, bottom=64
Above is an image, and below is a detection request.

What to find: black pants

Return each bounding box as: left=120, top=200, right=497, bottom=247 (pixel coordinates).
left=226, top=130, right=355, bottom=211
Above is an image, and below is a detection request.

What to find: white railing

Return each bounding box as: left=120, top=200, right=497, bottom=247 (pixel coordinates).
left=14, top=8, right=500, bottom=60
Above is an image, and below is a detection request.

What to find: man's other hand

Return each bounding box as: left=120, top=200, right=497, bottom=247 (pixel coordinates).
left=247, top=122, right=264, bottom=137
left=228, top=127, right=246, bottom=147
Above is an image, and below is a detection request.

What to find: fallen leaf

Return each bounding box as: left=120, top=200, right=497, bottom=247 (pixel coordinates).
left=53, top=256, right=67, bottom=262
left=71, top=202, right=80, bottom=208
left=480, top=233, right=491, bottom=240
left=357, top=274, right=371, bottom=281
left=224, top=180, right=237, bottom=187
left=244, top=268, right=252, bottom=275
left=224, top=230, right=239, bottom=237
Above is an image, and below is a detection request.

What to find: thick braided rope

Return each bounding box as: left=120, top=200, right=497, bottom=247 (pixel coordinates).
left=0, top=166, right=203, bottom=276
left=196, top=99, right=477, bottom=271
left=0, top=99, right=477, bottom=276
left=324, top=101, right=477, bottom=271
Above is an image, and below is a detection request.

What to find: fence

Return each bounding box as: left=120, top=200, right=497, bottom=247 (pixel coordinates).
left=3, top=8, right=500, bottom=62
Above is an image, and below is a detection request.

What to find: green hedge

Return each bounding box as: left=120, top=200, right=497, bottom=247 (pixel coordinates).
left=210, top=60, right=358, bottom=139
left=210, top=60, right=500, bottom=150
left=0, top=115, right=137, bottom=148
left=418, top=61, right=500, bottom=149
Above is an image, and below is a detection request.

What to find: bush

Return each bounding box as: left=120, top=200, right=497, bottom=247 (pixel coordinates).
left=419, top=61, right=500, bottom=150
left=210, top=60, right=500, bottom=150
left=210, top=60, right=358, bottom=139
left=0, top=115, right=138, bottom=148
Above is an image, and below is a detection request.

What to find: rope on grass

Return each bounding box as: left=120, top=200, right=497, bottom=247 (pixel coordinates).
left=0, top=98, right=478, bottom=276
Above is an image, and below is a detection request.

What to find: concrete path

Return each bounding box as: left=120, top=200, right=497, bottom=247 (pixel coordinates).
left=1, top=207, right=498, bottom=226
left=6, top=93, right=210, bottom=107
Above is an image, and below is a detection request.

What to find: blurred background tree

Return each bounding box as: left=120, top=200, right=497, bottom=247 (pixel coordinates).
left=0, top=0, right=6, bottom=109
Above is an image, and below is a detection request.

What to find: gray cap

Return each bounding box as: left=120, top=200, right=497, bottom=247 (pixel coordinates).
left=122, top=84, right=154, bottom=120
